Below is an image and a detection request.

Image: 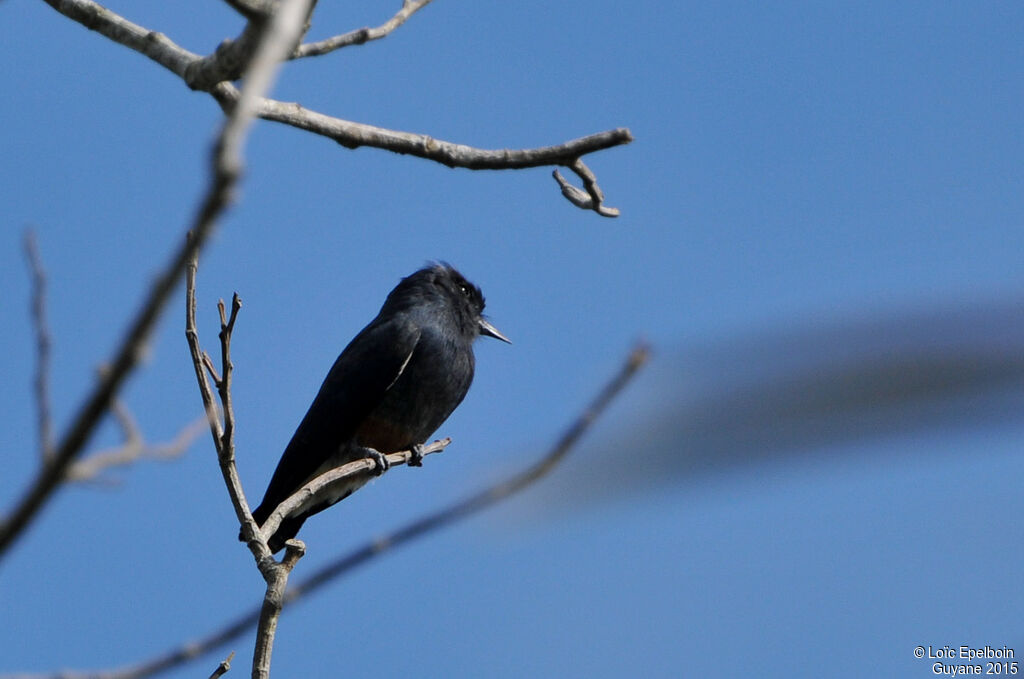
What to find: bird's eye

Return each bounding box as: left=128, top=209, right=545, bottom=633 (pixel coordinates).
left=459, top=284, right=471, bottom=298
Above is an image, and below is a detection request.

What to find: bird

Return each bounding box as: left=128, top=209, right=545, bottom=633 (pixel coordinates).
left=246, top=263, right=510, bottom=552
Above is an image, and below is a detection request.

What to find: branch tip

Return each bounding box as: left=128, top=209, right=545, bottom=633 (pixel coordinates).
left=293, top=0, right=434, bottom=58
left=207, top=650, right=236, bottom=679
left=553, top=160, right=621, bottom=218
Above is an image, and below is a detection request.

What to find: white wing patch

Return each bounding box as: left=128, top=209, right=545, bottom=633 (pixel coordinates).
left=384, top=331, right=419, bottom=392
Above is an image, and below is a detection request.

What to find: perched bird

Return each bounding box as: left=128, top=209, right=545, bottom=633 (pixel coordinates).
left=247, top=263, right=510, bottom=552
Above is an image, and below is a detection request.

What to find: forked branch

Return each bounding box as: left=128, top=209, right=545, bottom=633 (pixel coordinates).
left=1, top=342, right=648, bottom=679
left=181, top=3, right=314, bottom=677
left=40, top=0, right=631, bottom=211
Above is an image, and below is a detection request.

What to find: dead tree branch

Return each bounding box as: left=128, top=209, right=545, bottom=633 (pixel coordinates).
left=257, top=438, right=451, bottom=542
left=184, top=22, right=266, bottom=91
left=293, top=0, right=433, bottom=57
left=553, top=158, right=622, bottom=217
left=213, top=79, right=632, bottom=168
left=207, top=652, right=235, bottom=679
left=0, top=343, right=648, bottom=679
left=39, top=0, right=201, bottom=76
left=39, top=0, right=631, bottom=209
left=182, top=2, right=314, bottom=677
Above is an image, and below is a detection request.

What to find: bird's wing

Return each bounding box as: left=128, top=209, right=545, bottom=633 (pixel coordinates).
left=252, top=316, right=421, bottom=522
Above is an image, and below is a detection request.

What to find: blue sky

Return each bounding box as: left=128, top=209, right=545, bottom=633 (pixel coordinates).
left=3, top=1, right=1024, bottom=677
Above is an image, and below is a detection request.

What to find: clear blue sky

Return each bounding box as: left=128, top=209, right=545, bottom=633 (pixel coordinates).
left=3, top=1, right=1024, bottom=677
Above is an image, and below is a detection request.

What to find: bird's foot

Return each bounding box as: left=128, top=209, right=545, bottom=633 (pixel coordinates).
left=408, top=443, right=425, bottom=467
left=365, top=448, right=390, bottom=476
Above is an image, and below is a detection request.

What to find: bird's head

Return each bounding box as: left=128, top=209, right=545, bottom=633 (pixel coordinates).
left=387, top=263, right=511, bottom=344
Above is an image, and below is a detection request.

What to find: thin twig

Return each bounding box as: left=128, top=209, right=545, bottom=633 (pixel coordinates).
left=1, top=343, right=649, bottom=679
left=552, top=159, right=621, bottom=217
left=216, top=295, right=242, bottom=454
left=185, top=243, right=225, bottom=452
left=293, top=0, right=433, bottom=57
left=23, top=229, right=55, bottom=462
left=207, top=651, right=235, bottom=679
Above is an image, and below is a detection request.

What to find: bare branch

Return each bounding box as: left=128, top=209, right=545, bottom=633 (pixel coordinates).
left=251, top=539, right=304, bottom=679
left=23, top=229, right=55, bottom=462
left=40, top=0, right=631, bottom=206
left=66, top=407, right=208, bottom=483
left=185, top=257, right=224, bottom=460
left=182, top=3, right=313, bottom=678
left=213, top=82, right=633, bottom=168
left=184, top=23, right=265, bottom=91
left=258, top=438, right=451, bottom=541
left=39, top=0, right=200, bottom=79
left=187, top=260, right=258, bottom=559
left=186, top=1, right=315, bottom=91
left=207, top=652, right=234, bottom=679
left=3, top=343, right=648, bottom=679
left=553, top=158, right=621, bottom=217
left=188, top=243, right=289, bottom=679
left=216, top=295, right=241, bottom=455
left=293, top=0, right=433, bottom=58
left=202, top=350, right=223, bottom=386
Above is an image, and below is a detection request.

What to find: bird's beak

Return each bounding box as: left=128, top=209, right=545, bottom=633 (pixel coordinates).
left=478, top=318, right=511, bottom=344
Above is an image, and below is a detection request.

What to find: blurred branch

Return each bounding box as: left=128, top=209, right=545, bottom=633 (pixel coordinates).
left=0, top=343, right=649, bottom=679
left=0, top=123, right=242, bottom=562
left=39, top=0, right=631, bottom=209
left=293, top=0, right=433, bottom=57
left=66, top=405, right=207, bottom=484
left=23, top=229, right=54, bottom=462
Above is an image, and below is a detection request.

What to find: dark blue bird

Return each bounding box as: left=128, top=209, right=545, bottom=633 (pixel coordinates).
left=248, top=263, right=509, bottom=552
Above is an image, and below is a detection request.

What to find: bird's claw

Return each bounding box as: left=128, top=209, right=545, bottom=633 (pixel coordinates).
left=408, top=443, right=425, bottom=467
left=365, top=448, right=390, bottom=475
